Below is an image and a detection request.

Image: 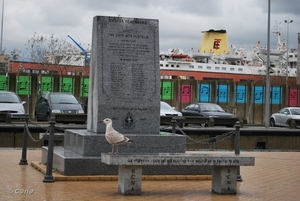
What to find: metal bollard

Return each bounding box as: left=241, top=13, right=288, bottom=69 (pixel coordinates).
left=19, top=117, right=29, bottom=165
left=171, top=118, right=177, bottom=134
left=43, top=117, right=56, bottom=182
left=234, top=121, right=242, bottom=181
left=209, top=136, right=216, bottom=149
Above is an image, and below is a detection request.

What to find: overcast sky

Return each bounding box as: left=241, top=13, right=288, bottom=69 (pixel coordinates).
left=2, top=0, right=300, bottom=58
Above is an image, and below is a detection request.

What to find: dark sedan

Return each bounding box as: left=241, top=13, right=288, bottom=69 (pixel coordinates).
left=181, top=103, right=235, bottom=126
left=181, top=102, right=234, bottom=117
left=34, top=92, right=84, bottom=121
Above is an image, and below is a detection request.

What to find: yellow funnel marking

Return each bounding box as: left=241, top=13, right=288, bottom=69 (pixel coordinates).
left=200, top=30, right=229, bottom=56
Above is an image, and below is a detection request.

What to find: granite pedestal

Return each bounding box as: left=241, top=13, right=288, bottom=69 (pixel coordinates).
left=42, top=129, right=214, bottom=175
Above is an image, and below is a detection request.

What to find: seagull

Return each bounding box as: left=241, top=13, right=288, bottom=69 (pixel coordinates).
left=102, top=118, right=133, bottom=154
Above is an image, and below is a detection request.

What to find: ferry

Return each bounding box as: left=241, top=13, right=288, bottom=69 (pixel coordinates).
left=160, top=25, right=298, bottom=82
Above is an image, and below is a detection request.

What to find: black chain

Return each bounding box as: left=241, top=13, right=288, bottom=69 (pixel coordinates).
left=25, top=120, right=49, bottom=142
left=54, top=126, right=66, bottom=133
left=176, top=125, right=236, bottom=145
left=23, top=121, right=236, bottom=148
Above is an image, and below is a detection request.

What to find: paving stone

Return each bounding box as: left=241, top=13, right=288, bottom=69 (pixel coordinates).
left=1, top=149, right=300, bottom=200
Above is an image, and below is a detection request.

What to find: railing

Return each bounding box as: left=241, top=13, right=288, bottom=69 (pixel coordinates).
left=160, top=116, right=247, bottom=128
left=51, top=114, right=87, bottom=124
left=0, top=113, right=29, bottom=124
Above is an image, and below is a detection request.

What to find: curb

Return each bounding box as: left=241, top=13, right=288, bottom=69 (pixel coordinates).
left=31, top=161, right=212, bottom=181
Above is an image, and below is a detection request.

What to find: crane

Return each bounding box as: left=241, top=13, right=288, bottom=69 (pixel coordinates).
left=67, top=35, right=90, bottom=66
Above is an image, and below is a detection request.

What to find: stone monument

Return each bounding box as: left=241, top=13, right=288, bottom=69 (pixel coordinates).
left=87, top=16, right=160, bottom=134
left=42, top=16, right=210, bottom=175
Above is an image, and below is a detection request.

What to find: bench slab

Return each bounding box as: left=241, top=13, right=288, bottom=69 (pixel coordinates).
left=101, top=153, right=255, bottom=195
left=101, top=153, right=255, bottom=166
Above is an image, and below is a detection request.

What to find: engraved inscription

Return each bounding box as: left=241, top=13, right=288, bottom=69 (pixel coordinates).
left=124, top=157, right=241, bottom=166
left=102, top=18, right=155, bottom=101
left=130, top=169, right=136, bottom=193
left=110, top=63, right=126, bottom=96
left=221, top=168, right=234, bottom=193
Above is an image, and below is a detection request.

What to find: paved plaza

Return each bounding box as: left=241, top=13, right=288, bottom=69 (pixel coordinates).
left=0, top=148, right=299, bottom=201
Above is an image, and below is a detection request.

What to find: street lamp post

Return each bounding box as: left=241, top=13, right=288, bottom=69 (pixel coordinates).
left=265, top=0, right=271, bottom=128
left=284, top=19, right=293, bottom=106
left=0, top=0, right=4, bottom=53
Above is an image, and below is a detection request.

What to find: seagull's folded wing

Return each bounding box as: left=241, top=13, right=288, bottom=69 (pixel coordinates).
left=109, top=130, right=129, bottom=145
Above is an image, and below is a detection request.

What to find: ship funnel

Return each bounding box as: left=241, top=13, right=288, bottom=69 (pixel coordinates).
left=199, top=29, right=229, bottom=56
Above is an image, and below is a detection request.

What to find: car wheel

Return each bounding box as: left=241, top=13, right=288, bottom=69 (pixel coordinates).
left=270, top=118, right=276, bottom=127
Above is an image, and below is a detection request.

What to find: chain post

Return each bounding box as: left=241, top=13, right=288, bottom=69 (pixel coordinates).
left=234, top=121, right=242, bottom=181
left=43, top=117, right=56, bottom=182
left=19, top=115, right=29, bottom=165
left=209, top=135, right=216, bottom=149
left=171, top=118, right=177, bottom=134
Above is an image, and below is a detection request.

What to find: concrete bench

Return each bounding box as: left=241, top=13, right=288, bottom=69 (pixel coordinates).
left=101, top=153, right=255, bottom=195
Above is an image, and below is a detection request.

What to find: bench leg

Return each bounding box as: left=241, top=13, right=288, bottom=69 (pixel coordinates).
left=118, top=165, right=142, bottom=195
left=211, top=166, right=237, bottom=194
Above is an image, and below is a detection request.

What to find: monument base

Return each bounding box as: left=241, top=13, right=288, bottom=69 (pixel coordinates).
left=42, top=129, right=212, bottom=175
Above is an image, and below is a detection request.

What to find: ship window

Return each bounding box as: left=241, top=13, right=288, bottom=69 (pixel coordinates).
left=198, top=66, right=203, bottom=69
left=177, top=65, right=180, bottom=67
left=22, top=69, right=31, bottom=73
left=160, top=64, right=163, bottom=67
left=222, top=67, right=226, bottom=71
left=230, top=68, right=234, bottom=71
left=67, top=72, right=76, bottom=75
left=207, top=66, right=211, bottom=70
left=189, top=65, right=194, bottom=69
left=166, top=64, right=169, bottom=67
left=215, top=67, right=220, bottom=70
left=171, top=64, right=174, bottom=67
left=238, top=68, right=243, bottom=71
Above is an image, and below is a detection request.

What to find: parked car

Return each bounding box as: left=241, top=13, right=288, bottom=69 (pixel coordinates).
left=34, top=92, right=84, bottom=121
left=160, top=101, right=182, bottom=116
left=270, top=107, right=300, bottom=127
left=181, top=102, right=235, bottom=127
left=181, top=102, right=234, bottom=117
left=0, top=91, right=26, bottom=114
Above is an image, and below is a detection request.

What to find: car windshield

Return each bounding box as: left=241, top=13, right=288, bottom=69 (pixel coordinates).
left=161, top=101, right=173, bottom=110
left=200, top=104, right=224, bottom=112
left=290, top=109, right=300, bottom=115
left=49, top=94, right=79, bottom=104
left=0, top=92, right=21, bottom=103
